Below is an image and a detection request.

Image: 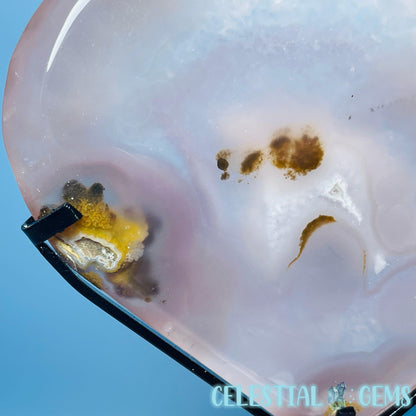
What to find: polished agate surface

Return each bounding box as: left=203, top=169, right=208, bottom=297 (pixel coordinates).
left=3, top=1, right=416, bottom=415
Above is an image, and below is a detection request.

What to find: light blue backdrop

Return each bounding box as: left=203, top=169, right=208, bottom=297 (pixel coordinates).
left=0, top=2, right=414, bottom=416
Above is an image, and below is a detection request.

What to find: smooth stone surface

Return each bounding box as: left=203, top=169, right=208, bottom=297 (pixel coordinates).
left=3, top=1, right=416, bottom=414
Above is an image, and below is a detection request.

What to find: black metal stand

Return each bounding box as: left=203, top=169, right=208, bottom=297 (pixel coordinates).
left=378, top=388, right=416, bottom=416
left=21, top=203, right=272, bottom=416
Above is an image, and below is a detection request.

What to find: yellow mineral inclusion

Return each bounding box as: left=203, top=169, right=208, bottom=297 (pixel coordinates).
left=323, top=402, right=362, bottom=416
left=81, top=271, right=104, bottom=289
left=52, top=181, right=148, bottom=273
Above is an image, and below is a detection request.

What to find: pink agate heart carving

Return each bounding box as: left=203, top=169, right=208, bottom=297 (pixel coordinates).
left=3, top=1, right=416, bottom=415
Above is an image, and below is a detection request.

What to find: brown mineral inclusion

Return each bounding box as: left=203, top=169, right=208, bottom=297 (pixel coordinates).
left=270, top=133, right=324, bottom=179
left=216, top=149, right=231, bottom=180
left=288, top=215, right=336, bottom=268
left=240, top=150, right=264, bottom=175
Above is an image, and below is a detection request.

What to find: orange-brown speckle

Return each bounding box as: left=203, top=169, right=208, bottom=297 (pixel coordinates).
left=288, top=215, right=336, bottom=268
left=270, top=133, right=324, bottom=179
left=240, top=150, right=264, bottom=175
left=216, top=149, right=231, bottom=180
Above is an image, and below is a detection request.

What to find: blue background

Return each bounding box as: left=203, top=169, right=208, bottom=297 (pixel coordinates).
left=0, top=2, right=414, bottom=416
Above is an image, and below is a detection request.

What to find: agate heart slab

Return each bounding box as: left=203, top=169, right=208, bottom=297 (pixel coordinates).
left=3, top=1, right=416, bottom=415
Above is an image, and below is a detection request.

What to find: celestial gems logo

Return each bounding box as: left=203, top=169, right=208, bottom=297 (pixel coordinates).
left=211, top=382, right=412, bottom=411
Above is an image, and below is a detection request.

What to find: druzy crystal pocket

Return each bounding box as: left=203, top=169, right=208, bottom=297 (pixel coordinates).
left=3, top=1, right=416, bottom=415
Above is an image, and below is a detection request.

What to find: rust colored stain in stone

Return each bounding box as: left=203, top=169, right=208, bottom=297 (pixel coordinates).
left=269, top=135, right=291, bottom=169
left=269, top=133, right=324, bottom=179
left=288, top=215, right=336, bottom=268
left=216, top=149, right=231, bottom=180
left=240, top=150, right=264, bottom=175
left=221, top=172, right=230, bottom=180
left=216, top=128, right=324, bottom=182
